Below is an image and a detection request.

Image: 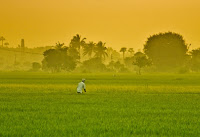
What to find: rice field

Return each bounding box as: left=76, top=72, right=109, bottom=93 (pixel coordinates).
left=0, top=72, right=200, bottom=137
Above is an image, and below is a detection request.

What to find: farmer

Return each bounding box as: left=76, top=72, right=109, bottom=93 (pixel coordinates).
left=77, top=79, right=86, bottom=94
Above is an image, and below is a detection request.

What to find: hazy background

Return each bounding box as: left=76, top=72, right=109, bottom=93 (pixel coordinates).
left=1, top=0, right=200, bottom=50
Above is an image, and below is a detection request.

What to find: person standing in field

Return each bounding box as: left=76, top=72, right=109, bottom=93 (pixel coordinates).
left=77, top=79, right=86, bottom=94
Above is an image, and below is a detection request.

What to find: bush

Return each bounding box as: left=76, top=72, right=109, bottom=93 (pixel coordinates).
left=81, top=58, right=107, bottom=73
left=32, top=62, right=41, bottom=71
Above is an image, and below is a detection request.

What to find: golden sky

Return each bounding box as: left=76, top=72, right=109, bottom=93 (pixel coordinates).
left=1, top=0, right=200, bottom=50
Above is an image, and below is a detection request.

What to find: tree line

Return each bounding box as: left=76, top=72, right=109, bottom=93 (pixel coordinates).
left=1, top=32, right=200, bottom=74
left=40, top=32, right=200, bottom=74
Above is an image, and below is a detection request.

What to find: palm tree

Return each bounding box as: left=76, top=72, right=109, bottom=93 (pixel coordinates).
left=69, top=34, right=86, bottom=61
left=94, top=41, right=108, bottom=61
left=0, top=36, right=5, bottom=47
left=55, top=42, right=64, bottom=50
left=128, top=48, right=134, bottom=56
left=106, top=47, right=114, bottom=61
left=120, top=47, right=127, bottom=60
left=83, top=41, right=96, bottom=58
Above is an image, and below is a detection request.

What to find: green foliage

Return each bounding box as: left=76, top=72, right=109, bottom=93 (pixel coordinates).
left=107, top=61, right=128, bottom=73
left=69, top=34, right=86, bottom=50
left=128, top=48, right=134, bottom=56
left=0, top=36, right=5, bottom=41
left=107, top=48, right=121, bottom=62
left=83, top=41, right=96, bottom=58
left=120, top=47, right=127, bottom=52
left=0, top=33, right=195, bottom=74
left=94, top=41, right=108, bottom=61
left=120, top=47, right=127, bottom=59
left=0, top=73, right=200, bottom=136
left=133, top=52, right=151, bottom=74
left=124, top=56, right=135, bottom=71
left=69, top=34, right=86, bottom=61
left=144, top=32, right=188, bottom=70
left=81, top=57, right=107, bottom=73
left=42, top=43, right=76, bottom=72
left=67, top=46, right=80, bottom=61
left=190, top=48, right=200, bottom=72
left=32, top=62, right=41, bottom=71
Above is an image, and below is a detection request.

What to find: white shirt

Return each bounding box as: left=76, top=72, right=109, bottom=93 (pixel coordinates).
left=77, top=82, right=86, bottom=93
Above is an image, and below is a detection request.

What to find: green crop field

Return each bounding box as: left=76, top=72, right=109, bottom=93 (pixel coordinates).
left=0, top=72, right=200, bottom=137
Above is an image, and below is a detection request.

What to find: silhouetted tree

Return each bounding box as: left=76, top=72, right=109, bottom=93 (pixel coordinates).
left=55, top=42, right=64, bottom=49
left=32, top=62, right=41, bottom=71
left=0, top=36, right=5, bottom=47
left=111, top=50, right=121, bottom=62
left=133, top=52, right=151, bottom=75
left=68, top=46, right=79, bottom=61
left=83, top=41, right=96, bottom=58
left=42, top=43, right=76, bottom=72
left=107, top=61, right=115, bottom=71
left=81, top=57, right=107, bottom=73
left=107, top=61, right=128, bottom=73
left=69, top=34, right=86, bottom=62
left=94, top=41, right=108, bottom=61
left=190, top=48, right=200, bottom=72
left=106, top=47, right=114, bottom=61
left=4, top=42, right=9, bottom=47
left=144, top=32, right=188, bottom=70
left=106, top=47, right=121, bottom=62
left=128, top=48, right=134, bottom=56
left=134, top=52, right=145, bottom=58
left=120, top=47, right=127, bottom=60
left=124, top=56, right=135, bottom=70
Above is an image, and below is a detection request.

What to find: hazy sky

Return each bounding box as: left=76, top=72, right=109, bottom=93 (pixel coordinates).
left=1, top=0, right=200, bottom=50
